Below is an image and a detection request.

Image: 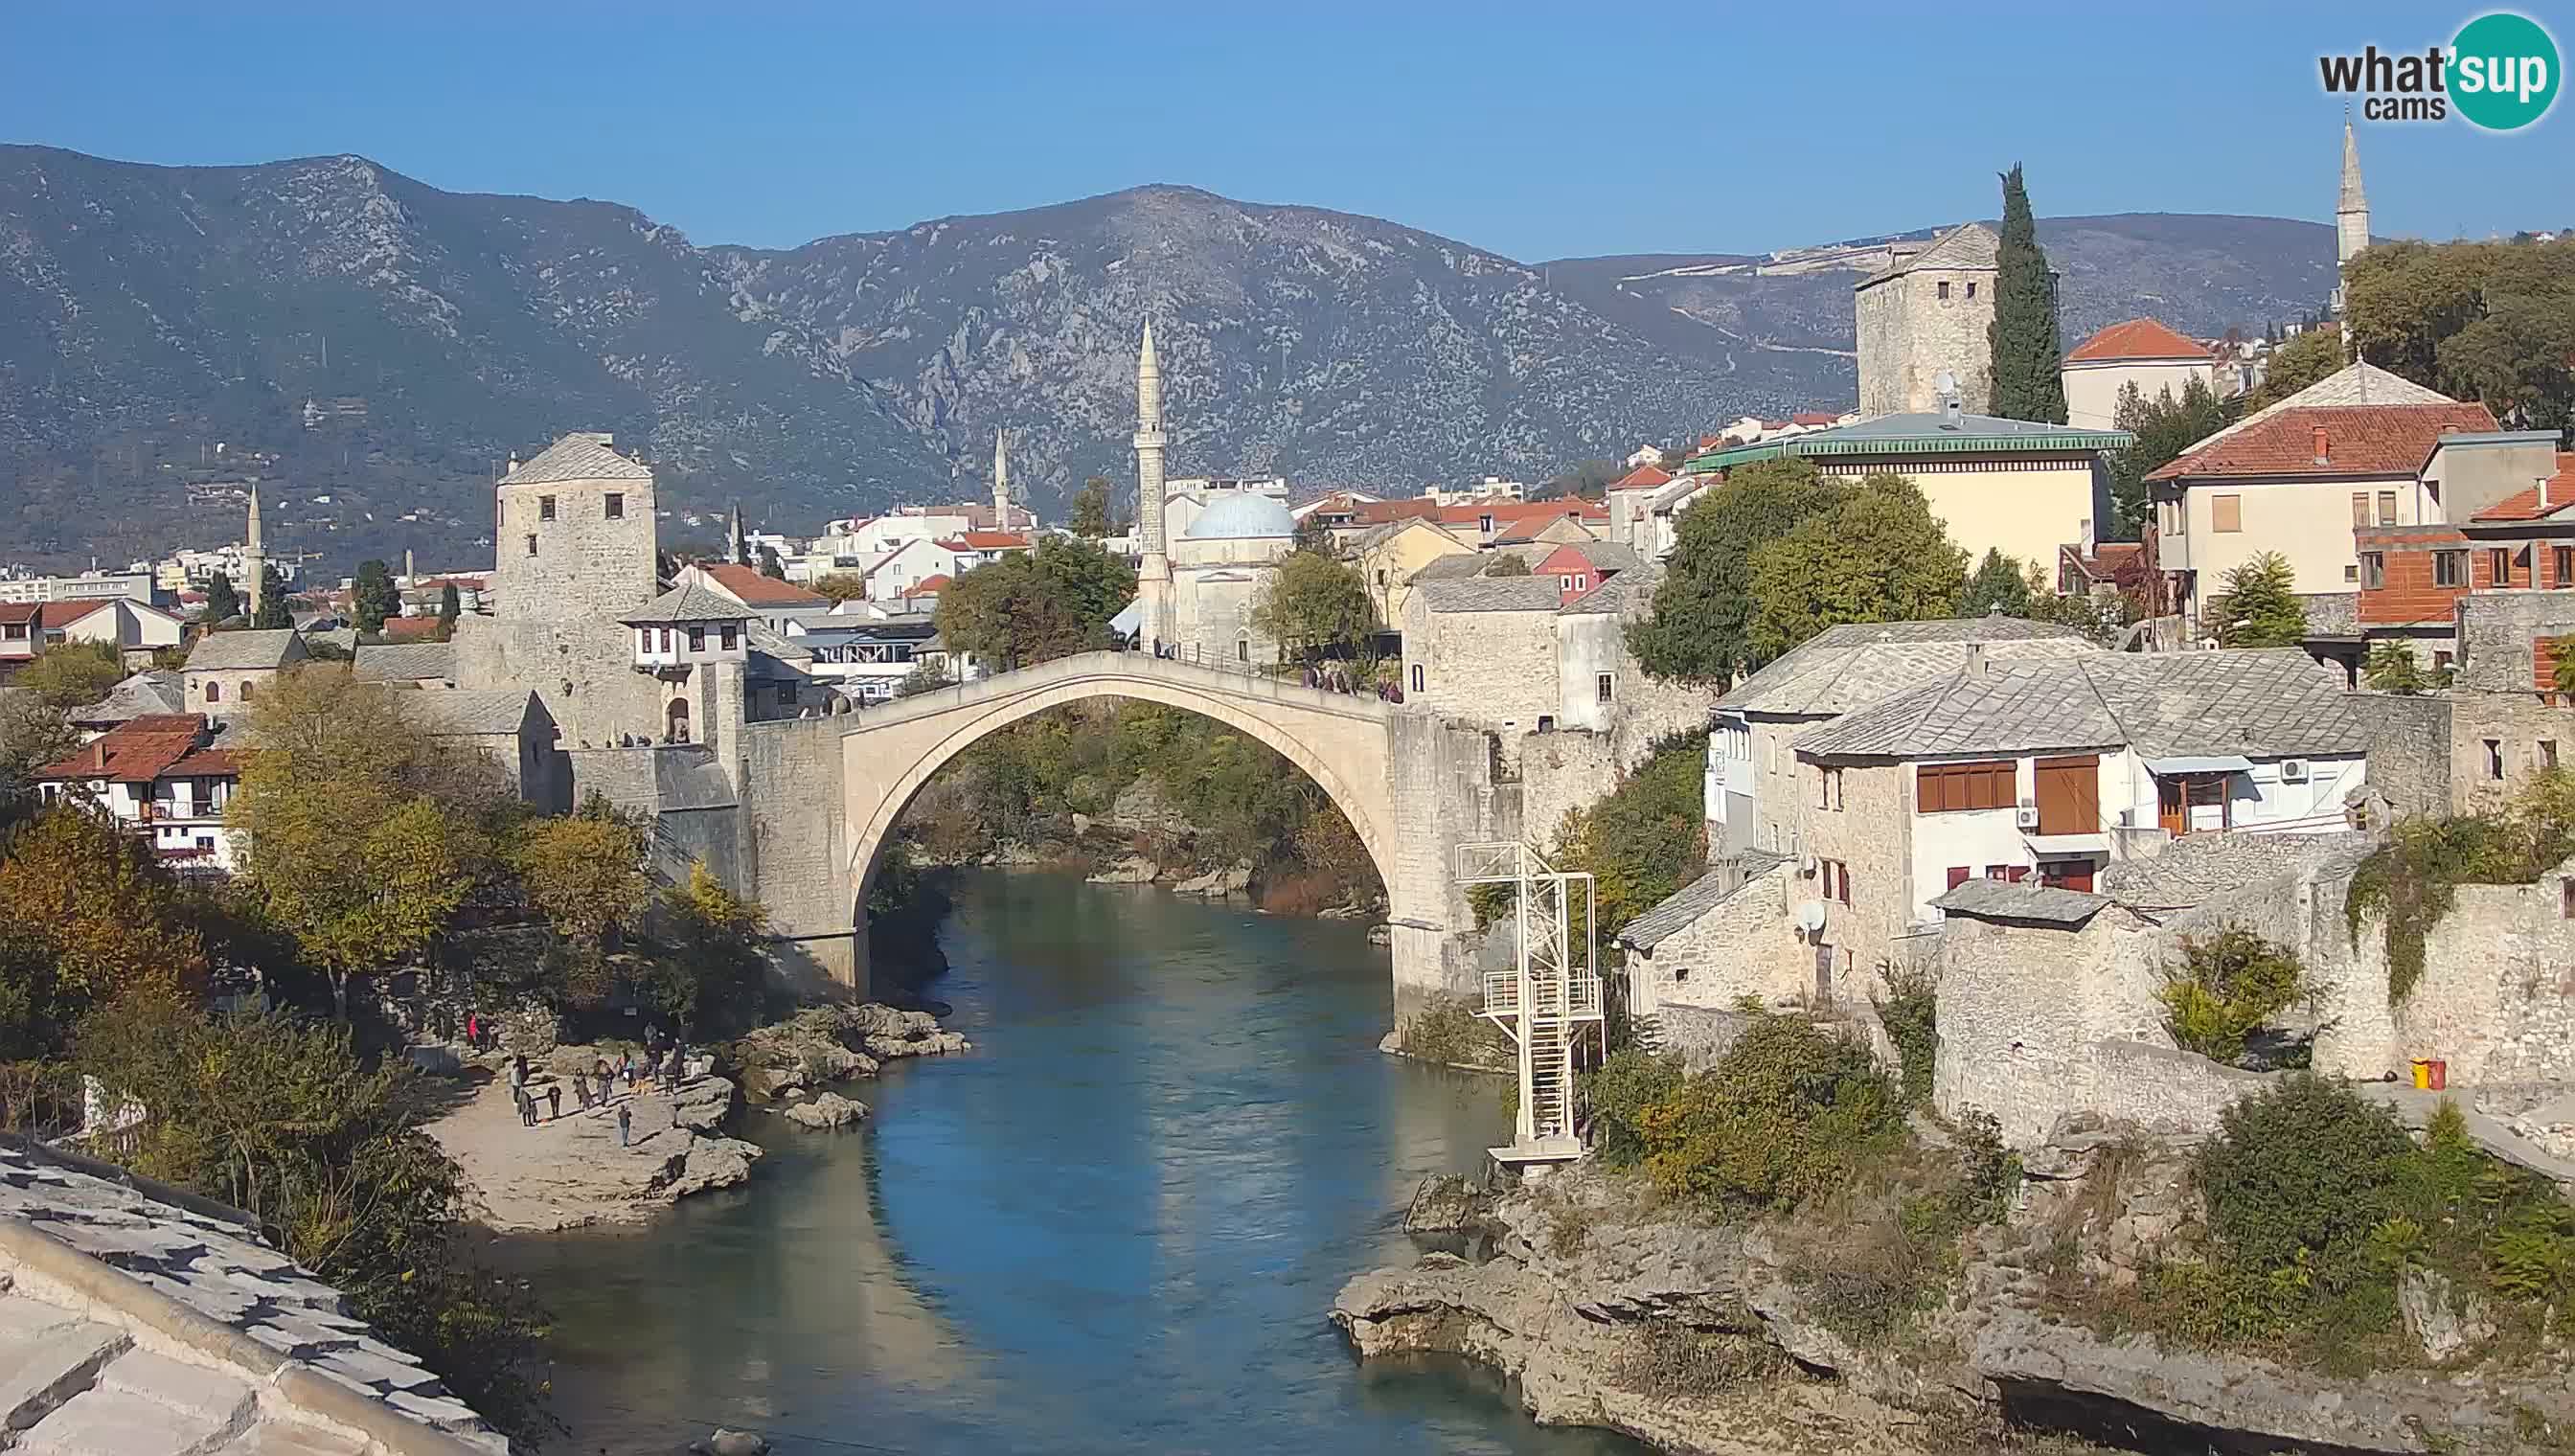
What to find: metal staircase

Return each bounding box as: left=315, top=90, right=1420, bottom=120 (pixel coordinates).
left=1456, top=841, right=1604, bottom=1167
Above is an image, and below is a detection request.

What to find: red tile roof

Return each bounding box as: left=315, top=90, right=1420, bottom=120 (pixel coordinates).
left=901, top=574, right=952, bottom=599
left=1436, top=499, right=1607, bottom=528
left=2065, top=318, right=2215, bottom=364
left=36, top=600, right=114, bottom=628
left=1349, top=499, right=1442, bottom=527
left=381, top=616, right=445, bottom=641
left=1608, top=464, right=1674, bottom=491
left=0, top=603, right=37, bottom=626
left=696, top=561, right=831, bottom=606
left=1790, top=412, right=1840, bottom=426
left=2147, top=403, right=2501, bottom=482
left=2470, top=454, right=2575, bottom=522
left=34, top=714, right=215, bottom=784
left=942, top=531, right=1031, bottom=551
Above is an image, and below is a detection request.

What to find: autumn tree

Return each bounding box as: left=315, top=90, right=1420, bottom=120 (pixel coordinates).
left=2203, top=552, right=2308, bottom=648
left=1987, top=164, right=2068, bottom=422
left=1070, top=476, right=1116, bottom=538
left=1481, top=553, right=1533, bottom=577
left=352, top=559, right=399, bottom=633
left=2244, top=327, right=2345, bottom=411
left=1628, top=460, right=1852, bottom=682
left=2105, top=375, right=2227, bottom=539
left=1746, top=475, right=1969, bottom=659
left=228, top=668, right=481, bottom=1016
left=14, top=640, right=125, bottom=709
left=936, top=535, right=1135, bottom=668
left=0, top=808, right=206, bottom=1056
left=508, top=811, right=651, bottom=955
left=810, top=573, right=870, bottom=603
left=633, top=861, right=772, bottom=1035
left=1251, top=550, right=1375, bottom=664
left=0, top=695, right=78, bottom=830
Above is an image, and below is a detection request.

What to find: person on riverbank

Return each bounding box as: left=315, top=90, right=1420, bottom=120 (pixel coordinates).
left=620, top=1051, right=637, bottom=1092
left=465, top=1012, right=480, bottom=1051
left=572, top=1068, right=591, bottom=1112
left=513, top=1085, right=533, bottom=1127
left=545, top=1081, right=561, bottom=1122
left=616, top=1102, right=631, bottom=1148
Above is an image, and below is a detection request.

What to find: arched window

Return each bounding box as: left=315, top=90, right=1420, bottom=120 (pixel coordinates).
left=666, top=697, right=691, bottom=744
left=239, top=681, right=254, bottom=702
left=205, top=681, right=221, bottom=703
left=1236, top=638, right=1249, bottom=662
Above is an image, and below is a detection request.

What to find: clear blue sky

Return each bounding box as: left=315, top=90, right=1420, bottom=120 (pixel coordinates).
left=3, top=2, right=2565, bottom=260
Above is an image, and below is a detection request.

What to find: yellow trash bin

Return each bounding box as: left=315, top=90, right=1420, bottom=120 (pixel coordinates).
left=2409, top=1058, right=2433, bottom=1090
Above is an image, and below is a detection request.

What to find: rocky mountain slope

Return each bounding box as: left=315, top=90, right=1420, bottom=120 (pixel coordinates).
left=0, top=146, right=2344, bottom=570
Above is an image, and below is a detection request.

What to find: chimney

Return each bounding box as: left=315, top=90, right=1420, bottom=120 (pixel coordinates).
left=91, top=740, right=106, bottom=771
left=2313, top=426, right=2331, bottom=466
left=1965, top=643, right=1989, bottom=679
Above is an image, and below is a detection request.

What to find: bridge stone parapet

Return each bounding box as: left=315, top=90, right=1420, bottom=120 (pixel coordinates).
left=837, top=651, right=1510, bottom=1018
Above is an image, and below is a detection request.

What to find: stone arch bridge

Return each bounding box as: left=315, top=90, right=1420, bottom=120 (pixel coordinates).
left=831, top=652, right=1504, bottom=1018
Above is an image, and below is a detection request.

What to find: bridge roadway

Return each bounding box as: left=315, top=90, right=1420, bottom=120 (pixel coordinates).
left=835, top=651, right=1493, bottom=1017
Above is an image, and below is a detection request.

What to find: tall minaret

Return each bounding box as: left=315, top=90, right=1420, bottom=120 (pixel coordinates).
left=242, top=482, right=266, bottom=622
left=1133, top=322, right=1173, bottom=645
left=991, top=427, right=1012, bottom=528
left=728, top=501, right=749, bottom=566
left=2332, top=119, right=2369, bottom=317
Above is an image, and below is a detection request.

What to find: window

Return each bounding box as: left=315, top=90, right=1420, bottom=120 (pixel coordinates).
left=2360, top=553, right=2384, bottom=589
left=2558, top=546, right=2572, bottom=587
left=2564, top=879, right=2575, bottom=921
left=1536, top=715, right=1555, bottom=733
left=2435, top=550, right=2467, bottom=586
left=1595, top=671, right=1615, bottom=704
left=1411, top=664, right=1424, bottom=693
left=1478, top=515, right=1493, bottom=535
left=1966, top=281, right=1978, bottom=300
left=2487, top=739, right=2505, bottom=781
left=2495, top=548, right=2515, bottom=585
left=1917, top=761, right=2015, bottom=812
left=2435, top=648, right=2455, bottom=671
left=525, top=534, right=538, bottom=557
left=195, top=835, right=214, bottom=851
left=1946, top=866, right=1971, bottom=890
left=539, top=495, right=557, bottom=522
left=720, top=625, right=738, bottom=650
left=779, top=683, right=798, bottom=707
left=688, top=626, right=706, bottom=651
left=239, top=682, right=253, bottom=701
left=1560, top=576, right=1574, bottom=591
left=2345, top=564, right=2359, bottom=582
left=1236, top=638, right=1249, bottom=662
left=2211, top=495, right=2243, bottom=533
left=2377, top=490, right=2398, bottom=527
left=204, top=681, right=220, bottom=703
left=605, top=492, right=625, bottom=520
left=1818, top=859, right=1851, bottom=906
left=2545, top=740, right=2560, bottom=771
left=1818, top=765, right=1844, bottom=810
left=1937, top=280, right=1951, bottom=301
left=2351, top=492, right=2371, bottom=528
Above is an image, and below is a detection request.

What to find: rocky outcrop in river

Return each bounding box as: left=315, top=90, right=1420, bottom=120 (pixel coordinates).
left=729, top=1003, right=971, bottom=1103
left=1334, top=1147, right=2575, bottom=1456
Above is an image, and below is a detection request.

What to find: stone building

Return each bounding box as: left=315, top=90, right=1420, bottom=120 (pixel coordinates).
left=397, top=688, right=567, bottom=813
left=1166, top=491, right=1296, bottom=666
left=1854, top=223, right=1999, bottom=417
left=1354, top=517, right=1473, bottom=629
left=180, top=628, right=308, bottom=717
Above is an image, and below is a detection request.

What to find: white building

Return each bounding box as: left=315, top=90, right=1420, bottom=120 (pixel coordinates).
left=31, top=713, right=243, bottom=875
left=2061, top=318, right=2220, bottom=431
left=0, top=570, right=158, bottom=607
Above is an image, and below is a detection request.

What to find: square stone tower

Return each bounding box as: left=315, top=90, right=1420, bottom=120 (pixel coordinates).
left=1854, top=224, right=2000, bottom=417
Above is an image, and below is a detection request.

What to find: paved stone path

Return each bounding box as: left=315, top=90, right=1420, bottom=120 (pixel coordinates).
left=422, top=1066, right=761, bottom=1234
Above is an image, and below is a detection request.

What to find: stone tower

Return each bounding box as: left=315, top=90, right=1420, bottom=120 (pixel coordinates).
left=728, top=501, right=748, bottom=567
left=2332, top=120, right=2370, bottom=317
left=242, top=482, right=265, bottom=620
left=1853, top=223, right=2000, bottom=417
left=991, top=427, right=1011, bottom=527
left=1133, top=322, right=1174, bottom=645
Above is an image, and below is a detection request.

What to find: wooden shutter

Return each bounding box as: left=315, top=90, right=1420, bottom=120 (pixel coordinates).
left=2211, top=494, right=2242, bottom=533
left=2034, top=756, right=2101, bottom=834
left=1946, top=866, right=1971, bottom=890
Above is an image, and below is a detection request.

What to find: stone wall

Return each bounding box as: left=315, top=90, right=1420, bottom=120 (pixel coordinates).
left=739, top=717, right=856, bottom=998
left=2456, top=591, right=2575, bottom=693
left=1400, top=594, right=1560, bottom=748
left=1631, top=863, right=1807, bottom=1016
left=2443, top=689, right=2575, bottom=815
left=1518, top=731, right=1621, bottom=853
left=2351, top=692, right=2452, bottom=820
left=1856, top=267, right=1994, bottom=417
left=2084, top=1039, right=2283, bottom=1135
left=452, top=613, right=664, bottom=751
left=1800, top=759, right=1920, bottom=984
left=2395, top=876, right=2575, bottom=1083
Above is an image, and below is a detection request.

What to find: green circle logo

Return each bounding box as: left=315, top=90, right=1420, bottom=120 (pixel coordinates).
left=2452, top=11, right=2560, bottom=130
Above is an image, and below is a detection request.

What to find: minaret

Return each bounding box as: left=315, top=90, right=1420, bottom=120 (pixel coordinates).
left=991, top=427, right=1011, bottom=528
left=2332, top=119, right=2369, bottom=317
left=1133, top=322, right=1173, bottom=646
left=242, top=482, right=266, bottom=622
left=728, top=501, right=749, bottom=567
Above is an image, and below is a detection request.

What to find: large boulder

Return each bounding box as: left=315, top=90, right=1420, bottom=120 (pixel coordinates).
left=781, top=1092, right=869, bottom=1131
left=1173, top=861, right=1255, bottom=898
left=1087, top=854, right=1158, bottom=884
left=1402, top=1173, right=1490, bottom=1235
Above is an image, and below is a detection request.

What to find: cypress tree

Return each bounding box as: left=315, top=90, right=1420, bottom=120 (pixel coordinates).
left=1987, top=164, right=2067, bottom=423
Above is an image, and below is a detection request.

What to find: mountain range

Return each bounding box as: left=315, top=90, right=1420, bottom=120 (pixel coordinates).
left=0, top=144, right=2343, bottom=570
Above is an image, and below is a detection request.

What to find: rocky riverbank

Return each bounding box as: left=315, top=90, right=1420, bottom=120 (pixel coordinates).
left=1333, top=1138, right=2575, bottom=1456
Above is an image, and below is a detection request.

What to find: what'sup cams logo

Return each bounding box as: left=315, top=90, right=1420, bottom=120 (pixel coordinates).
left=2320, top=11, right=2560, bottom=129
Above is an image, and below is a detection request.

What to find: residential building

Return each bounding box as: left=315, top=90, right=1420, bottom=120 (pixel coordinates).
left=1533, top=539, right=1639, bottom=606
left=1706, top=618, right=2102, bottom=856
left=1603, top=463, right=1673, bottom=551
left=1678, top=410, right=2131, bottom=577
left=0, top=569, right=157, bottom=607
left=31, top=713, right=242, bottom=873
left=2145, top=369, right=2497, bottom=629
left=2060, top=318, right=2219, bottom=430
left=797, top=617, right=941, bottom=701
left=679, top=561, right=834, bottom=632
left=352, top=641, right=458, bottom=687
left=1789, top=648, right=2370, bottom=976
left=180, top=628, right=308, bottom=717
left=397, top=689, right=567, bottom=811
left=67, top=670, right=183, bottom=739
left=2057, top=539, right=2149, bottom=598
left=1355, top=516, right=1474, bottom=628
left=1855, top=223, right=1999, bottom=417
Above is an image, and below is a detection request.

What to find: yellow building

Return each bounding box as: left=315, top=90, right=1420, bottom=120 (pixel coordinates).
left=1355, top=516, right=1474, bottom=628
left=1675, top=411, right=2132, bottom=580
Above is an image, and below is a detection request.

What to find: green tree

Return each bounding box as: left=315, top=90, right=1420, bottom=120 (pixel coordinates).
left=1551, top=736, right=1707, bottom=941
left=1070, top=476, right=1116, bottom=538
left=1541, top=458, right=1622, bottom=500
left=0, top=695, right=79, bottom=830
left=810, top=573, right=870, bottom=603
left=436, top=582, right=461, bottom=637
left=2364, top=640, right=2444, bottom=694
left=2203, top=551, right=2308, bottom=648
left=635, top=860, right=772, bottom=1035
left=1987, top=164, right=2067, bottom=423
left=896, top=659, right=954, bottom=697
left=1627, top=459, right=1852, bottom=682
left=352, top=559, right=399, bottom=633
left=2245, top=327, right=2345, bottom=411
left=201, top=574, right=241, bottom=626
left=936, top=535, right=1135, bottom=668
left=758, top=544, right=786, bottom=580
left=1481, top=553, right=1533, bottom=577
left=2106, top=375, right=2228, bottom=539
left=1252, top=550, right=1375, bottom=664
left=1959, top=548, right=2033, bottom=618
left=14, top=640, right=125, bottom=709
left=1291, top=510, right=1335, bottom=555
left=1746, top=475, right=1969, bottom=660
left=251, top=564, right=291, bottom=629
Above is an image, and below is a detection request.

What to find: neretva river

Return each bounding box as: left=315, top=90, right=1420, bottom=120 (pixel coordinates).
left=504, top=871, right=1642, bottom=1456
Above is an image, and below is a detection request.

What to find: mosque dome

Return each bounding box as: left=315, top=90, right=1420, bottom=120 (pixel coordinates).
left=1181, top=491, right=1296, bottom=540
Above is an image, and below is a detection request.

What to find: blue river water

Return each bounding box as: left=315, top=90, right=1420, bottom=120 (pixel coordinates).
left=505, top=871, right=1642, bottom=1456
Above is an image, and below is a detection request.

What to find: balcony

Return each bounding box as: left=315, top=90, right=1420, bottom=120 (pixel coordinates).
left=1480, top=968, right=1604, bottom=1021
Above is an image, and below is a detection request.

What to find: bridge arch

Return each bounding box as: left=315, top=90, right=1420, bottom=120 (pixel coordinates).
left=841, top=653, right=1409, bottom=944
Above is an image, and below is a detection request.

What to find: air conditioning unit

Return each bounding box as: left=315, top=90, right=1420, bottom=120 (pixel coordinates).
left=2015, top=806, right=2041, bottom=830
left=2280, top=759, right=2311, bottom=783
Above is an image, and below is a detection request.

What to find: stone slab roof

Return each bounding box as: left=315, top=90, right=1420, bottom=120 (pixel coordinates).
left=350, top=643, right=454, bottom=684
left=184, top=630, right=307, bottom=673
left=1931, top=876, right=2110, bottom=926
left=1720, top=618, right=2097, bottom=717
left=1415, top=577, right=1565, bottom=614
left=500, top=432, right=650, bottom=487
left=0, top=1139, right=502, bottom=1453
left=71, top=671, right=183, bottom=726
left=1618, top=852, right=1788, bottom=949
left=397, top=690, right=537, bottom=739
left=1857, top=223, right=1999, bottom=287
left=1561, top=565, right=1663, bottom=616
left=2100, top=830, right=2372, bottom=912
left=622, top=580, right=752, bottom=626
left=1795, top=648, right=2370, bottom=762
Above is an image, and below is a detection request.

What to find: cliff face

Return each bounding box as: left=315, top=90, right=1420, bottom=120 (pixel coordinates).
left=1333, top=1143, right=2575, bottom=1456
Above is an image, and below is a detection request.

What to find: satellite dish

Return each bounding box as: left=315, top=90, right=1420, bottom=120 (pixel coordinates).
left=1934, top=368, right=1959, bottom=398
left=1795, top=900, right=1829, bottom=934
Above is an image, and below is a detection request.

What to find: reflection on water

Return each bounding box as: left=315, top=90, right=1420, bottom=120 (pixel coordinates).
left=505, top=872, right=1640, bottom=1455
